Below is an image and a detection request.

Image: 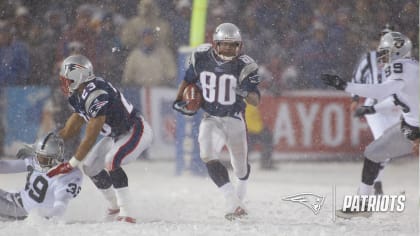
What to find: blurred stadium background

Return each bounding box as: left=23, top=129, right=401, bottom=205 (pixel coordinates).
left=0, top=0, right=418, bottom=174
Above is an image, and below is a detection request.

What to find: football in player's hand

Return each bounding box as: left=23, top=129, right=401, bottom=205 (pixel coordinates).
left=182, top=84, right=203, bottom=112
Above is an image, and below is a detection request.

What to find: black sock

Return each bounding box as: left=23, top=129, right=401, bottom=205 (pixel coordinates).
left=90, top=169, right=112, bottom=189
left=362, top=158, right=381, bottom=185
left=109, top=167, right=129, bottom=188
left=206, top=160, right=230, bottom=187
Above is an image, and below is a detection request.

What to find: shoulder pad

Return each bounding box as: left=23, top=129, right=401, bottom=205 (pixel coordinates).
left=85, top=89, right=108, bottom=115
left=238, top=54, right=256, bottom=65
left=190, top=44, right=212, bottom=68
left=194, top=43, right=212, bottom=53
left=239, top=57, right=260, bottom=83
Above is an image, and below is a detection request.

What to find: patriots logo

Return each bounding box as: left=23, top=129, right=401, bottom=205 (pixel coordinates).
left=283, top=193, right=325, bottom=215
left=88, top=99, right=108, bottom=117
left=65, top=63, right=86, bottom=72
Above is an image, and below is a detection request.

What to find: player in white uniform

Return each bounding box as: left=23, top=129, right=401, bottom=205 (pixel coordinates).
left=322, top=32, right=419, bottom=217
left=350, top=26, right=401, bottom=194
left=173, top=23, right=261, bottom=220
left=0, top=133, right=82, bottom=220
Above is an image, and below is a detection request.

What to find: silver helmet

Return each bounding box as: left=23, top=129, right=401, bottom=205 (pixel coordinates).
left=377, top=32, right=412, bottom=64
left=33, top=133, right=64, bottom=172
left=212, top=23, right=242, bottom=60
left=59, top=54, right=95, bottom=96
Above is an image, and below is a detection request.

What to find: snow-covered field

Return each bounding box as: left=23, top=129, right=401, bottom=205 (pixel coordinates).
left=0, top=158, right=417, bottom=236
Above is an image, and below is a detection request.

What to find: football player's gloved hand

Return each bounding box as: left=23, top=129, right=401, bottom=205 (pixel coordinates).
left=354, top=106, right=376, bottom=118
left=320, top=74, right=347, bottom=90
left=16, top=145, right=34, bottom=159
left=172, top=100, right=196, bottom=116
left=234, top=87, right=249, bottom=98
left=47, top=156, right=80, bottom=177
left=47, top=162, right=73, bottom=177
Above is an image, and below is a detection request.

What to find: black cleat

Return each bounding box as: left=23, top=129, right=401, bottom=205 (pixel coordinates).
left=336, top=199, right=372, bottom=219
left=336, top=209, right=372, bottom=219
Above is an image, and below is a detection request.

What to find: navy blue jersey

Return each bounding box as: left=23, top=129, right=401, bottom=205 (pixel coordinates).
left=184, top=44, right=260, bottom=117
left=68, top=77, right=137, bottom=137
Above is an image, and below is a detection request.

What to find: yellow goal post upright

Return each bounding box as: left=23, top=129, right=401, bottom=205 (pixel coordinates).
left=174, top=0, right=208, bottom=176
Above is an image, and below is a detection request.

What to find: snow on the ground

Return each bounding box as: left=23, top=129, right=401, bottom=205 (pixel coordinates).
left=0, top=158, right=417, bottom=236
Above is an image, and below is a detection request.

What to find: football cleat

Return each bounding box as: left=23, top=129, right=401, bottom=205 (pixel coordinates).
left=108, top=208, right=120, bottom=215
left=336, top=202, right=373, bottom=219
left=116, top=216, right=136, bottom=223
left=336, top=198, right=373, bottom=219
left=225, top=206, right=248, bottom=221
left=336, top=209, right=372, bottom=219
left=103, top=208, right=120, bottom=221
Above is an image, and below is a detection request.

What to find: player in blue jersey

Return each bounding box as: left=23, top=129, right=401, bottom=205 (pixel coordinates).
left=173, top=23, right=261, bottom=220
left=47, top=54, right=153, bottom=223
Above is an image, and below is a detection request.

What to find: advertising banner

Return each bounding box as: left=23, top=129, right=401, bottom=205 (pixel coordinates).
left=258, top=91, right=373, bottom=160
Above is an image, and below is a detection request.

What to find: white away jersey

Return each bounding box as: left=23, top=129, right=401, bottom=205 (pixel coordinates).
left=346, top=58, right=419, bottom=127
left=386, top=58, right=419, bottom=127
left=20, top=158, right=83, bottom=217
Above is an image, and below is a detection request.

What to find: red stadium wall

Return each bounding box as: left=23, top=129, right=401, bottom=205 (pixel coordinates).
left=257, top=91, right=373, bottom=160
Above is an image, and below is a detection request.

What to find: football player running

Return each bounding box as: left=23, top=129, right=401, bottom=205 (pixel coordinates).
left=0, top=133, right=82, bottom=221
left=349, top=25, right=400, bottom=195
left=173, top=23, right=261, bottom=220
left=322, top=32, right=419, bottom=218
left=47, top=55, right=153, bottom=223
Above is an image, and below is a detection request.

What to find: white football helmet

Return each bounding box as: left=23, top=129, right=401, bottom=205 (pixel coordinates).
left=212, top=23, right=242, bottom=60
left=59, top=54, right=95, bottom=96
left=377, top=32, right=412, bottom=64
left=33, top=133, right=64, bottom=172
